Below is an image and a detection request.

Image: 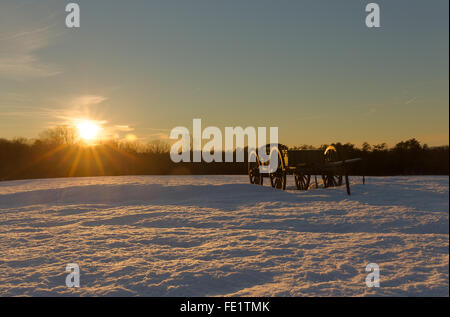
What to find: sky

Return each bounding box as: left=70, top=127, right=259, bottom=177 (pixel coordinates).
left=0, top=0, right=448, bottom=147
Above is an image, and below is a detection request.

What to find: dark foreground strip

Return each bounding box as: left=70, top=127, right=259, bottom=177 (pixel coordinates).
left=0, top=297, right=447, bottom=315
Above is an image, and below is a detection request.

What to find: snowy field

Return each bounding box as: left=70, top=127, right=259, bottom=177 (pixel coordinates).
left=0, top=175, right=448, bottom=296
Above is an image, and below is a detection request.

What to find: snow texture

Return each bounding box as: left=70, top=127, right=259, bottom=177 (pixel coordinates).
left=0, top=175, right=448, bottom=296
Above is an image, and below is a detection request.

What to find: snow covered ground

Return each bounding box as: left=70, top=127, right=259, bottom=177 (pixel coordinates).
left=0, top=175, right=448, bottom=296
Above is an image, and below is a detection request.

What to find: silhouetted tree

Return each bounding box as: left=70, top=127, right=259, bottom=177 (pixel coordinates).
left=0, top=132, right=448, bottom=181
left=39, top=126, right=78, bottom=145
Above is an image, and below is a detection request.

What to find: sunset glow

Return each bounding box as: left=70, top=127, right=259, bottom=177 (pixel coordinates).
left=77, top=120, right=100, bottom=141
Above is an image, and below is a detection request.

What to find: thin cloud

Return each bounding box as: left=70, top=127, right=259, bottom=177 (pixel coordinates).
left=139, top=127, right=172, bottom=132
left=0, top=91, right=144, bottom=141
left=115, top=125, right=135, bottom=132
left=146, top=132, right=170, bottom=140
left=0, top=3, right=62, bottom=80
left=69, top=95, right=108, bottom=108
left=405, top=97, right=417, bottom=105
left=48, top=94, right=109, bottom=122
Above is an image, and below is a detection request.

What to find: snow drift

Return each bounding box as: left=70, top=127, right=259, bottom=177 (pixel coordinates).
left=0, top=175, right=448, bottom=296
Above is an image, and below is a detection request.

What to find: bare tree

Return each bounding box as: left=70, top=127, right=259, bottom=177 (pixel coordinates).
left=39, top=126, right=78, bottom=145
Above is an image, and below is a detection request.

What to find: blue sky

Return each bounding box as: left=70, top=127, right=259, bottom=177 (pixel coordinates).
left=0, top=0, right=448, bottom=146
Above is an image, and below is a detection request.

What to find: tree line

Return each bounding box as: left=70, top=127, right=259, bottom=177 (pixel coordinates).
left=0, top=126, right=448, bottom=181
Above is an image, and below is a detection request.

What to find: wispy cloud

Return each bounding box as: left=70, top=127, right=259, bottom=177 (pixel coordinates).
left=49, top=94, right=141, bottom=140
left=48, top=95, right=109, bottom=124
left=404, top=97, right=417, bottom=105
left=0, top=28, right=61, bottom=80
left=148, top=132, right=170, bottom=140
left=69, top=95, right=108, bottom=108
left=0, top=3, right=62, bottom=80
left=115, top=125, right=135, bottom=132
left=0, top=88, right=162, bottom=142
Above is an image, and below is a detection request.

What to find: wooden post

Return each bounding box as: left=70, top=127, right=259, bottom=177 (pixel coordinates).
left=345, top=174, right=351, bottom=195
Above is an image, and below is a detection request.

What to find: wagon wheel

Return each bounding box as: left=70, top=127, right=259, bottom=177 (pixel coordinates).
left=294, top=173, right=311, bottom=190
left=269, top=146, right=286, bottom=190
left=270, top=171, right=286, bottom=190
left=322, top=174, right=343, bottom=188
left=248, top=151, right=263, bottom=185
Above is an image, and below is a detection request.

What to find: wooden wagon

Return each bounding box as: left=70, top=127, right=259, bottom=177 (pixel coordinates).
left=248, top=144, right=362, bottom=195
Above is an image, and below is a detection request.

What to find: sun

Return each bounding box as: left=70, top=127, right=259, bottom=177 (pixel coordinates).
left=76, top=120, right=100, bottom=141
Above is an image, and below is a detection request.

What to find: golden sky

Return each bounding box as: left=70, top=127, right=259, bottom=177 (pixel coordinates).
left=0, top=0, right=448, bottom=147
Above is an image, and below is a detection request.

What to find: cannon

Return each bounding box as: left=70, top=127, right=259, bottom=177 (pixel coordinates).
left=248, top=144, right=362, bottom=195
